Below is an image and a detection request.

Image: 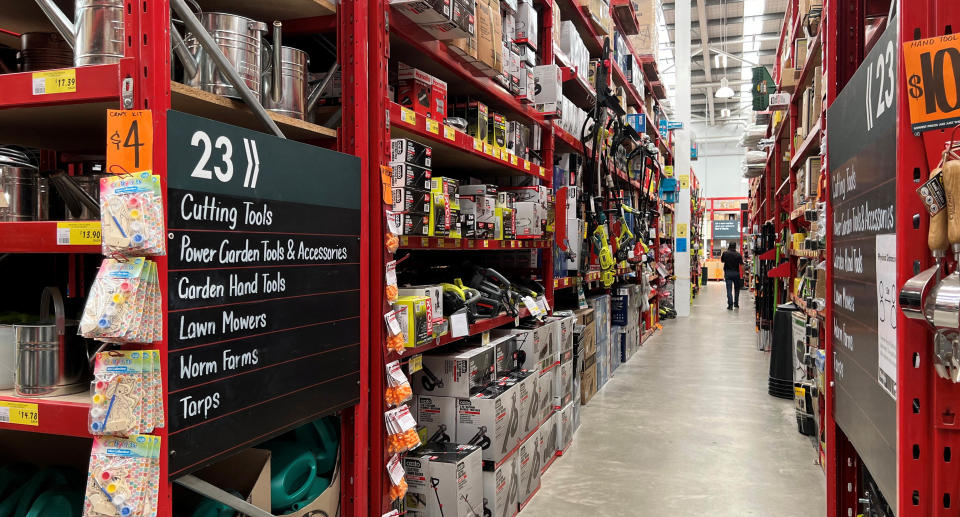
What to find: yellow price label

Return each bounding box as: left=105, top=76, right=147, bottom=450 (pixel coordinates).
left=500, top=150, right=508, bottom=161
left=400, top=236, right=409, bottom=246
left=56, top=222, right=101, bottom=245
left=474, top=138, right=483, bottom=151
left=539, top=166, right=546, bottom=177
left=679, top=174, right=690, bottom=189
left=554, top=279, right=559, bottom=287
left=484, top=143, right=494, bottom=156
left=32, top=69, right=76, bottom=95
left=426, top=118, right=439, bottom=134
left=483, top=240, right=489, bottom=248
left=523, top=161, right=530, bottom=171
left=437, top=238, right=445, bottom=247
left=510, top=154, right=518, bottom=166
left=677, top=223, right=688, bottom=238
left=420, top=237, right=430, bottom=247
left=0, top=401, right=39, bottom=427
left=444, top=125, right=456, bottom=141
left=408, top=354, right=423, bottom=374
left=400, top=107, right=417, bottom=125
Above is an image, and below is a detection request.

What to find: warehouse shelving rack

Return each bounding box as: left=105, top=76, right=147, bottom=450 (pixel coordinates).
left=0, top=1, right=370, bottom=515
left=368, top=0, right=675, bottom=513
left=751, top=0, right=960, bottom=515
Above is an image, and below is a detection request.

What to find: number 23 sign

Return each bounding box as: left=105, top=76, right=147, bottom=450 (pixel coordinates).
left=106, top=109, right=153, bottom=174
left=903, top=34, right=960, bottom=133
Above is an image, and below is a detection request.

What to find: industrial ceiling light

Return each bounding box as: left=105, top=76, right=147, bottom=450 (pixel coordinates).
left=715, top=77, right=735, bottom=98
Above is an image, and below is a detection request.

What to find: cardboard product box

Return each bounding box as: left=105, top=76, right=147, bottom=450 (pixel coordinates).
left=457, top=383, right=523, bottom=465
left=417, top=394, right=458, bottom=444
left=552, top=360, right=573, bottom=409
left=587, top=294, right=611, bottom=348
left=548, top=314, right=576, bottom=360
left=459, top=183, right=498, bottom=196
left=459, top=97, right=489, bottom=141
left=516, top=65, right=535, bottom=104
left=532, top=64, right=562, bottom=116
left=514, top=0, right=538, bottom=50
left=393, top=296, right=431, bottom=347
left=564, top=218, right=584, bottom=272
left=432, top=76, right=448, bottom=121
left=538, top=410, right=559, bottom=473
left=459, top=194, right=497, bottom=239
left=502, top=11, right=517, bottom=44
left=405, top=443, right=483, bottom=517
left=482, top=453, right=519, bottom=517
left=391, top=138, right=433, bottom=168
left=393, top=212, right=430, bottom=236
left=556, top=402, right=575, bottom=453
left=488, top=112, right=507, bottom=151
left=537, top=363, right=556, bottom=424
left=414, top=344, right=496, bottom=398
left=574, top=308, right=596, bottom=357
left=512, top=201, right=545, bottom=237
left=421, top=0, right=474, bottom=40
left=474, top=0, right=501, bottom=76
left=390, top=162, right=432, bottom=190
left=429, top=191, right=451, bottom=236
left=453, top=0, right=477, bottom=36
left=498, top=368, right=538, bottom=440
left=491, top=326, right=547, bottom=371
left=517, top=432, right=541, bottom=509
left=487, top=333, right=520, bottom=375
left=580, top=353, right=597, bottom=404
left=391, top=0, right=452, bottom=25
left=391, top=187, right=431, bottom=215
left=399, top=285, right=444, bottom=330
left=398, top=65, right=436, bottom=118
left=179, top=448, right=271, bottom=515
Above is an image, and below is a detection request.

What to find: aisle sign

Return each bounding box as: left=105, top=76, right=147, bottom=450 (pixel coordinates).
left=712, top=219, right=740, bottom=239
left=827, top=17, right=899, bottom=506
left=903, top=33, right=960, bottom=133
left=165, top=111, right=361, bottom=477
left=106, top=110, right=153, bottom=174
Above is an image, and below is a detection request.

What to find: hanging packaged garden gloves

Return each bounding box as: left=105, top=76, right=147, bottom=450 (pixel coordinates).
left=100, top=172, right=166, bottom=257
left=384, top=361, right=413, bottom=407
left=83, top=434, right=160, bottom=517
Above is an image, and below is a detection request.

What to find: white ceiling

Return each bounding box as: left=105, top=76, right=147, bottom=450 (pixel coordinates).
left=655, top=0, right=787, bottom=125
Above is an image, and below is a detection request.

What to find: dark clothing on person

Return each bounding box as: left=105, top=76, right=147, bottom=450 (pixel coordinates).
left=720, top=250, right=744, bottom=308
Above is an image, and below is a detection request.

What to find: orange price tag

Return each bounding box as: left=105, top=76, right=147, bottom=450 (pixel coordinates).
left=426, top=118, right=439, bottom=134
left=381, top=165, right=393, bottom=204
left=903, top=34, right=960, bottom=132
left=443, top=125, right=456, bottom=141
left=106, top=110, right=153, bottom=174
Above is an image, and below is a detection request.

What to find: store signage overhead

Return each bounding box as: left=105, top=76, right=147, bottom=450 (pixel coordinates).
left=903, top=33, right=960, bottom=133
left=712, top=219, right=739, bottom=239
left=165, top=110, right=362, bottom=477
left=827, top=17, right=899, bottom=507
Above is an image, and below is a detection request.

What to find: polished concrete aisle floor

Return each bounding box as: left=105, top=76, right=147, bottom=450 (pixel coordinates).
left=522, top=283, right=826, bottom=516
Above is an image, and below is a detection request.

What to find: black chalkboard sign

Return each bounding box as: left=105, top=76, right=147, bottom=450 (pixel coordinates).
left=827, top=18, right=899, bottom=506
left=165, top=110, right=361, bottom=477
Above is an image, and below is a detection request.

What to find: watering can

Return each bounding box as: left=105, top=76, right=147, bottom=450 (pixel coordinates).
left=33, top=0, right=125, bottom=67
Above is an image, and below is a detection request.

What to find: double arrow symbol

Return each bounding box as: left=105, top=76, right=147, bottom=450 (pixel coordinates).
left=243, top=138, right=261, bottom=188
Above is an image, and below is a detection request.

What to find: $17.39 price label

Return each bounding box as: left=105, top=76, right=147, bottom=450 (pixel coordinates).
left=903, top=34, right=960, bottom=133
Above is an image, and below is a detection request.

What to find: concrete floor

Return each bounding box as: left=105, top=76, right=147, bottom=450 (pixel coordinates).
left=522, top=283, right=827, bottom=516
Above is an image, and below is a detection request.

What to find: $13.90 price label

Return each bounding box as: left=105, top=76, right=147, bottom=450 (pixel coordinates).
left=0, top=401, right=39, bottom=426
left=56, top=222, right=102, bottom=245
left=903, top=34, right=960, bottom=133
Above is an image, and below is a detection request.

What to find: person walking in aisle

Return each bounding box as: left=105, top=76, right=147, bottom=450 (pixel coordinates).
left=721, top=242, right=744, bottom=310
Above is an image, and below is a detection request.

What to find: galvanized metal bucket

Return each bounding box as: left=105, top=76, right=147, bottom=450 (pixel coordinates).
left=74, top=0, right=125, bottom=66
left=14, top=287, right=89, bottom=397
left=183, top=12, right=269, bottom=100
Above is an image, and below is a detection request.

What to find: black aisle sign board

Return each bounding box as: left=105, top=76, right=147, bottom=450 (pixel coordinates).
left=165, top=110, right=361, bottom=477
left=827, top=18, right=899, bottom=506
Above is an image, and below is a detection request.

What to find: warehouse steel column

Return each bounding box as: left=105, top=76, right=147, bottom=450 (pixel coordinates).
left=674, top=0, right=692, bottom=317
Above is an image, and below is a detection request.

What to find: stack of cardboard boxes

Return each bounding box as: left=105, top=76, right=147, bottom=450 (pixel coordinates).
left=588, top=295, right=613, bottom=389
left=408, top=314, right=580, bottom=516
left=612, top=285, right=642, bottom=366
left=627, top=0, right=658, bottom=58
left=574, top=307, right=598, bottom=405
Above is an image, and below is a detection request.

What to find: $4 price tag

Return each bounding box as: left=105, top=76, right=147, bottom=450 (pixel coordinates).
left=106, top=110, right=153, bottom=174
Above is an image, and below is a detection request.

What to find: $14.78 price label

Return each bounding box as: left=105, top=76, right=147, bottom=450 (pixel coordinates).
left=903, top=34, right=960, bottom=133
left=0, top=401, right=39, bottom=426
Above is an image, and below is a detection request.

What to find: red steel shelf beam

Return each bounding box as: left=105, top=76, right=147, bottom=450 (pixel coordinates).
left=390, top=308, right=534, bottom=359
left=0, top=221, right=102, bottom=253
left=0, top=392, right=91, bottom=438
left=389, top=102, right=549, bottom=181
left=790, top=118, right=822, bottom=170
left=0, top=61, right=131, bottom=109
left=398, top=235, right=551, bottom=250
left=553, top=123, right=586, bottom=154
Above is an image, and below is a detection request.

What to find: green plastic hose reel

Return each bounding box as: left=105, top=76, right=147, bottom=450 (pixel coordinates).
left=191, top=490, right=243, bottom=517
left=24, top=487, right=82, bottom=517
left=268, top=441, right=317, bottom=513
left=293, top=416, right=339, bottom=475
left=10, top=468, right=71, bottom=517
left=289, top=475, right=331, bottom=512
